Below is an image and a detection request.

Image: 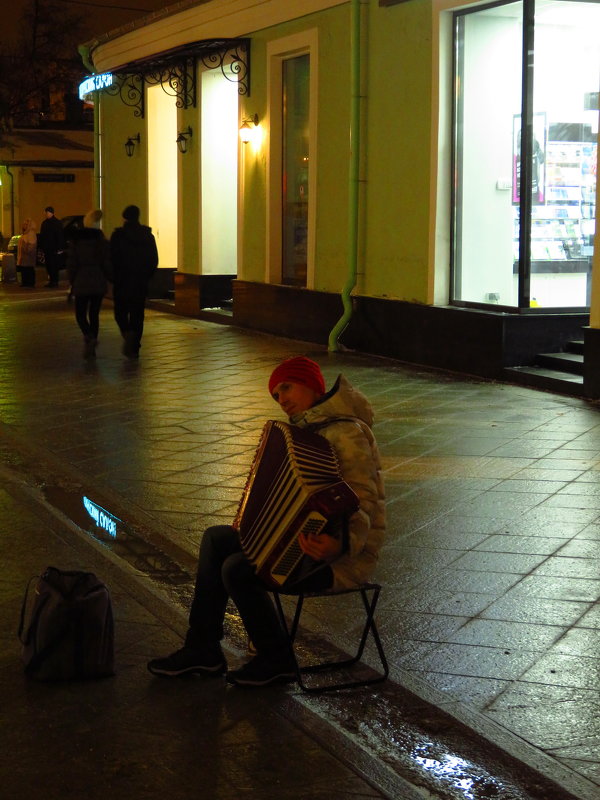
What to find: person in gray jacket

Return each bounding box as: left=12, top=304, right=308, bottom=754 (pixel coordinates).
left=67, top=209, right=111, bottom=360
left=148, top=356, right=385, bottom=687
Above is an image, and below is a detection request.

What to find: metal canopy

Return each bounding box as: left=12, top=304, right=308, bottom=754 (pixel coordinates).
left=105, top=38, right=250, bottom=118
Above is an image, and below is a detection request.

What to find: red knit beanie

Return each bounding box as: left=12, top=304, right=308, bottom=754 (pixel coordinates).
left=268, top=356, right=326, bottom=397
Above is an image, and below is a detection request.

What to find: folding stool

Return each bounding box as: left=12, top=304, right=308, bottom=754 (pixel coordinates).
left=272, top=582, right=389, bottom=693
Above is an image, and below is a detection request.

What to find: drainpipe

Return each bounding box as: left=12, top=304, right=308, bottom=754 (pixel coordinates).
left=6, top=166, right=15, bottom=236
left=328, top=0, right=363, bottom=351
left=78, top=44, right=101, bottom=208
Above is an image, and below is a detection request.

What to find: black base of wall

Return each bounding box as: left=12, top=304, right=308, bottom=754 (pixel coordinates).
left=233, top=280, right=589, bottom=381
left=584, top=327, right=600, bottom=398
left=147, top=268, right=176, bottom=299
left=175, top=273, right=234, bottom=316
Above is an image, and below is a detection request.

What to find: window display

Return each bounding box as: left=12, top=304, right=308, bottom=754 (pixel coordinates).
left=452, top=0, right=599, bottom=310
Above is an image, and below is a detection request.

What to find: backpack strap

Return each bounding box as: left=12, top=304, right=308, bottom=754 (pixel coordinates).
left=17, top=575, right=40, bottom=644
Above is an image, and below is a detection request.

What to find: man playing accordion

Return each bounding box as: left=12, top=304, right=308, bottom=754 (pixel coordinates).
left=148, top=356, right=385, bottom=687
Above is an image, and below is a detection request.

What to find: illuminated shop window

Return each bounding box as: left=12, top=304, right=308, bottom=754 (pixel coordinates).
left=452, top=0, right=599, bottom=310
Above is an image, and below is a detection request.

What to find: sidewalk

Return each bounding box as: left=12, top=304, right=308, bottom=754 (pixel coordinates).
left=1, top=282, right=599, bottom=799
left=0, top=469, right=390, bottom=800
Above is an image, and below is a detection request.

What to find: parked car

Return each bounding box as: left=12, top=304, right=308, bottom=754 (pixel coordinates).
left=61, top=215, right=85, bottom=243
left=6, top=234, right=21, bottom=255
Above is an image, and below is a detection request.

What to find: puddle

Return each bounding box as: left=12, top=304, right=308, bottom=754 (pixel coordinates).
left=43, top=485, right=195, bottom=609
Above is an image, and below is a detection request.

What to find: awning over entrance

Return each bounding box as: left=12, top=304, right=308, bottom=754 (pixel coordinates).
left=105, top=38, right=250, bottom=118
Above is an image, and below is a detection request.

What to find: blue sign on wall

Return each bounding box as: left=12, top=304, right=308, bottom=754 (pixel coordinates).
left=79, top=73, right=114, bottom=101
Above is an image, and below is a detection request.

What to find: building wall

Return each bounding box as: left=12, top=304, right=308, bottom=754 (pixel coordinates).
left=98, top=91, right=149, bottom=240
left=88, top=0, right=598, bottom=387
left=92, top=0, right=439, bottom=298
left=237, top=1, right=436, bottom=303
left=363, top=0, right=435, bottom=303
left=17, top=168, right=93, bottom=225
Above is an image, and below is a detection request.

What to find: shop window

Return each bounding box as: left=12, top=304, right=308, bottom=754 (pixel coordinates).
left=282, top=54, right=310, bottom=287
left=452, top=0, right=599, bottom=310
left=266, top=30, right=317, bottom=288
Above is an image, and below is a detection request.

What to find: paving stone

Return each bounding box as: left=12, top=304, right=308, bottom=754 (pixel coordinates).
left=1, top=285, right=599, bottom=799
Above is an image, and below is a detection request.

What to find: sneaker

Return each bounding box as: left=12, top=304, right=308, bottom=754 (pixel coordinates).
left=147, top=645, right=226, bottom=677
left=226, top=655, right=296, bottom=687
left=83, top=337, right=97, bottom=360
left=123, top=332, right=140, bottom=359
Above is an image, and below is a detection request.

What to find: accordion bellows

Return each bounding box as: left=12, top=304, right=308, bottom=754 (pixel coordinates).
left=234, top=420, right=359, bottom=588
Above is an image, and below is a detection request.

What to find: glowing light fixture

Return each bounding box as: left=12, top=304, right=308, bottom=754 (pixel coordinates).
left=176, top=126, right=193, bottom=154
left=124, top=133, right=140, bottom=157
left=239, top=113, right=259, bottom=144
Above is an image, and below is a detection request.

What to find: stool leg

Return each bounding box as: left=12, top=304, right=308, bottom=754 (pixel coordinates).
left=360, top=588, right=389, bottom=681
left=273, top=586, right=389, bottom=693
left=273, top=592, right=303, bottom=686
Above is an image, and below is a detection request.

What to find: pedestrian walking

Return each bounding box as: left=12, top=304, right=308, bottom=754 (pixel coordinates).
left=67, top=209, right=111, bottom=360
left=109, top=205, right=158, bottom=359
left=148, top=356, right=386, bottom=687
left=39, top=206, right=65, bottom=288
left=16, top=218, right=37, bottom=287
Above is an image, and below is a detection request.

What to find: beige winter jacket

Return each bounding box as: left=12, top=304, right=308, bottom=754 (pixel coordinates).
left=291, top=374, right=386, bottom=590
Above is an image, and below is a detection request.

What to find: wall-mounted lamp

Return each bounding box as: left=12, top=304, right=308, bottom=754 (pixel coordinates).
left=176, top=126, right=193, bottom=154
left=239, top=114, right=259, bottom=144
left=124, top=133, right=140, bottom=158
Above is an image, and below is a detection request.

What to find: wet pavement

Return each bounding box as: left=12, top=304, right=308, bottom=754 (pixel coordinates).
left=0, top=280, right=599, bottom=800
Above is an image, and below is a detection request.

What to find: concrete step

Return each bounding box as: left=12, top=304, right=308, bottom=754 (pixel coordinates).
left=567, top=339, right=584, bottom=355
left=536, top=351, right=584, bottom=375
left=503, top=365, right=585, bottom=396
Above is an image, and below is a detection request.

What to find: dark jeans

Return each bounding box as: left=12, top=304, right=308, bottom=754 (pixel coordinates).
left=44, top=251, right=60, bottom=285
left=113, top=294, right=146, bottom=347
left=18, top=266, right=36, bottom=287
left=186, top=525, right=333, bottom=659
left=74, top=294, right=103, bottom=339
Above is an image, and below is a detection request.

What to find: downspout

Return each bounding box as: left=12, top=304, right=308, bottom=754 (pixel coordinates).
left=328, top=0, right=363, bottom=351
left=78, top=44, right=101, bottom=208
left=6, top=166, right=15, bottom=236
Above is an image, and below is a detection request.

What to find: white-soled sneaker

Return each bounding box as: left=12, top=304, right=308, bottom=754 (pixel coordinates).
left=226, top=655, right=296, bottom=687
left=147, top=645, right=226, bottom=677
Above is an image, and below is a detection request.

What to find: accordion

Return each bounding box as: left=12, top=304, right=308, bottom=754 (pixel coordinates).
left=234, top=420, right=359, bottom=589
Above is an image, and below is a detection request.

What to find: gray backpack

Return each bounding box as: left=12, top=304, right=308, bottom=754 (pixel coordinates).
left=18, top=567, right=115, bottom=681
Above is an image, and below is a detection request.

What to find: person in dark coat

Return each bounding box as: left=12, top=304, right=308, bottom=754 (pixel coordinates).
left=67, top=209, right=111, bottom=360
left=39, top=206, right=65, bottom=287
left=110, top=205, right=158, bottom=359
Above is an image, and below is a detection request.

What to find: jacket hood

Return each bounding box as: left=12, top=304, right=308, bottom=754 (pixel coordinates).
left=21, top=218, right=37, bottom=243
left=117, top=221, right=153, bottom=244
left=291, top=374, right=375, bottom=429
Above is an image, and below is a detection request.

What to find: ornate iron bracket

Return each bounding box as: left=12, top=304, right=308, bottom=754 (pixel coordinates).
left=198, top=39, right=250, bottom=96
left=144, top=57, right=196, bottom=109
left=105, top=73, right=145, bottom=118
left=107, top=38, right=251, bottom=118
